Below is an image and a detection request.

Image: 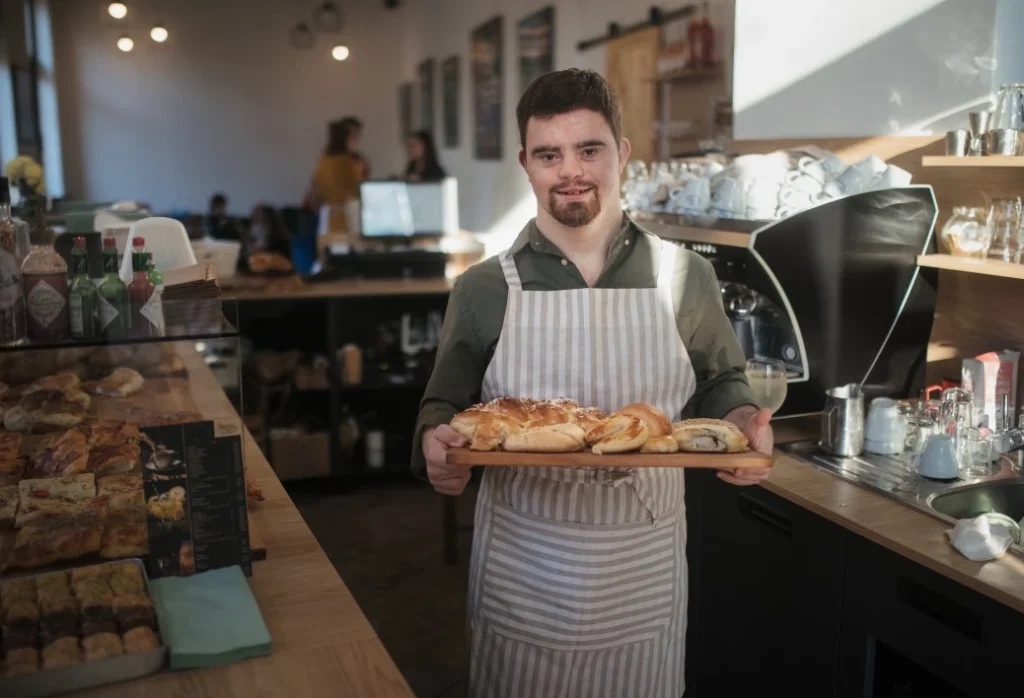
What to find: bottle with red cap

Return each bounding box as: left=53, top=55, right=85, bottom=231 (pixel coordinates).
left=98, top=237, right=130, bottom=339
left=69, top=236, right=100, bottom=340
left=128, top=237, right=161, bottom=337
left=21, top=208, right=69, bottom=343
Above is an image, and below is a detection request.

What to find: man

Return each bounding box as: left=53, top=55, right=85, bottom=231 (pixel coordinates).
left=413, top=69, right=773, bottom=698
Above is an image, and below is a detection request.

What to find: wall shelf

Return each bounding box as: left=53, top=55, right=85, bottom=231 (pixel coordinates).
left=921, top=156, right=1024, bottom=168
left=917, top=254, right=1024, bottom=279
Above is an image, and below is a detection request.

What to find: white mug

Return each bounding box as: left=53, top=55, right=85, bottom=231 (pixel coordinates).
left=710, top=177, right=747, bottom=215
left=863, top=397, right=904, bottom=455
left=796, top=156, right=829, bottom=184
left=783, top=171, right=825, bottom=196
left=870, top=164, right=913, bottom=189
left=837, top=155, right=887, bottom=195
left=797, top=146, right=846, bottom=178
left=679, top=177, right=711, bottom=213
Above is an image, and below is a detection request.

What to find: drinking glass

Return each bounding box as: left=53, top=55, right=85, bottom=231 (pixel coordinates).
left=939, top=207, right=990, bottom=258
left=745, top=359, right=788, bottom=414
left=985, top=197, right=1022, bottom=263
left=957, top=427, right=995, bottom=479
left=993, top=84, right=1024, bottom=130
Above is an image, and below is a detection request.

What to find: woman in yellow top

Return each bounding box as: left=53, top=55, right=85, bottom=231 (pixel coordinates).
left=307, top=119, right=366, bottom=233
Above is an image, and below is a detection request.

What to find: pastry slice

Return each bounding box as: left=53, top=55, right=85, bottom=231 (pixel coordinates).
left=2, top=647, right=39, bottom=676
left=30, top=427, right=90, bottom=478
left=82, top=632, right=124, bottom=660
left=615, top=403, right=672, bottom=437
left=101, top=511, right=149, bottom=559
left=584, top=413, right=638, bottom=445
left=83, top=367, right=145, bottom=398
left=640, top=435, right=680, bottom=454
left=572, top=407, right=607, bottom=433
left=17, top=473, right=97, bottom=527
left=672, top=419, right=749, bottom=453
left=449, top=405, right=489, bottom=441
left=482, top=396, right=538, bottom=424
left=97, top=473, right=144, bottom=514
left=122, top=626, right=160, bottom=653
left=469, top=415, right=522, bottom=451
left=41, top=636, right=82, bottom=669
left=23, top=372, right=81, bottom=396
left=0, top=484, right=17, bottom=528
left=502, top=423, right=587, bottom=453
left=85, top=421, right=142, bottom=476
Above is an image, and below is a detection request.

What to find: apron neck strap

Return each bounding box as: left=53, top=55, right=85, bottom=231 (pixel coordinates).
left=656, top=239, right=677, bottom=304
left=500, top=250, right=523, bottom=290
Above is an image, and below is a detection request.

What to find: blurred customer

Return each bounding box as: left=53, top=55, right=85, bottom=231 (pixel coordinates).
left=306, top=120, right=364, bottom=233
left=340, top=115, right=370, bottom=179
left=404, top=131, right=447, bottom=182
left=206, top=192, right=241, bottom=241
left=246, top=204, right=291, bottom=259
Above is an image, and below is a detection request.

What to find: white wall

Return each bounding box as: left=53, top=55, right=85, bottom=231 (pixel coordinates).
left=51, top=0, right=407, bottom=215
left=734, top=0, right=998, bottom=138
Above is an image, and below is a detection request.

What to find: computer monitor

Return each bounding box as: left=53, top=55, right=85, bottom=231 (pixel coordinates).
left=359, top=178, right=459, bottom=238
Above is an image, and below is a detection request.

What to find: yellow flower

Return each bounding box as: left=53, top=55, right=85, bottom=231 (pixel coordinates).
left=3, top=156, right=44, bottom=193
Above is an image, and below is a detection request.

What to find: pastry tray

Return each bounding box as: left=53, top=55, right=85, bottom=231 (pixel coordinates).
left=447, top=448, right=772, bottom=468
left=0, top=558, right=167, bottom=698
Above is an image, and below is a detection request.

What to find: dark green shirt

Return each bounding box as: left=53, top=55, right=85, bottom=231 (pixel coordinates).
left=411, top=215, right=755, bottom=477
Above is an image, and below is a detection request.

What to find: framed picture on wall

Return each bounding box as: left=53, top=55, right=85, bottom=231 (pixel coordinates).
left=441, top=56, right=460, bottom=148
left=471, top=16, right=503, bottom=160
left=418, top=58, right=435, bottom=135
left=398, top=82, right=414, bottom=139
left=517, top=7, right=554, bottom=95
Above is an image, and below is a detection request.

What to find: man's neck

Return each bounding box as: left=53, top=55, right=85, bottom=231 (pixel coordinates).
left=536, top=204, right=624, bottom=263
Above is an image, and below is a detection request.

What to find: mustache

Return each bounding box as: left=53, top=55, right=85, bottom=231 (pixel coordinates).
left=550, top=181, right=597, bottom=193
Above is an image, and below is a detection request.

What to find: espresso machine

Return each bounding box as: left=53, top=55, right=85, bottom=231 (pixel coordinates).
left=636, top=186, right=939, bottom=417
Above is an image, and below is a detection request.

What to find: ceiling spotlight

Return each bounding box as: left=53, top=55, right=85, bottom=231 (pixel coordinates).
left=108, top=3, right=127, bottom=19
left=150, top=25, right=168, bottom=42
left=289, top=22, right=315, bottom=50
left=314, top=2, right=343, bottom=32
left=331, top=45, right=350, bottom=61
left=117, top=36, right=134, bottom=52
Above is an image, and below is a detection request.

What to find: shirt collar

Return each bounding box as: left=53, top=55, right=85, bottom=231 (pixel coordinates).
left=509, top=214, right=638, bottom=257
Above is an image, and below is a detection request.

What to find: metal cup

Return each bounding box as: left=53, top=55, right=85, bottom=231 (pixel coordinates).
left=968, top=110, right=993, bottom=137
left=945, top=129, right=971, bottom=156
left=820, top=383, right=865, bottom=457
left=969, top=136, right=986, bottom=156
left=983, top=128, right=1024, bottom=156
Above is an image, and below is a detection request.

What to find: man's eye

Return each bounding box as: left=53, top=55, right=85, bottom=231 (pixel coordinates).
left=582, top=148, right=598, bottom=157
left=541, top=154, right=557, bottom=162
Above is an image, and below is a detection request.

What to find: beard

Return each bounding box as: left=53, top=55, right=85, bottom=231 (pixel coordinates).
left=547, top=183, right=601, bottom=228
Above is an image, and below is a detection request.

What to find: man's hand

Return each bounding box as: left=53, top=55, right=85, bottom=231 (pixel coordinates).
left=719, top=405, right=774, bottom=486
left=423, top=425, right=471, bottom=496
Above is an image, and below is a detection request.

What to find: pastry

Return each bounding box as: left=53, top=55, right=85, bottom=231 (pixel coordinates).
left=503, top=423, right=587, bottom=453
left=482, top=396, right=539, bottom=424
left=615, top=402, right=672, bottom=437
left=30, top=427, right=90, bottom=478
left=0, top=431, right=23, bottom=463
left=122, top=626, right=160, bottom=653
left=5, top=390, right=89, bottom=433
left=114, top=595, right=156, bottom=633
left=17, top=473, right=97, bottom=527
left=591, top=417, right=649, bottom=454
left=246, top=477, right=265, bottom=502
left=85, top=420, right=142, bottom=476
left=22, top=371, right=81, bottom=396
left=101, top=513, right=149, bottom=559
left=672, top=419, right=749, bottom=453
left=144, top=354, right=186, bottom=378
left=41, top=636, right=82, bottom=669
left=4, top=498, right=107, bottom=571
left=83, top=367, right=145, bottom=398
left=572, top=407, right=607, bottom=432
left=449, top=405, right=489, bottom=441
left=3, top=647, right=39, bottom=676
left=0, top=483, right=17, bottom=528
left=82, top=631, right=124, bottom=660
left=97, top=473, right=144, bottom=514
left=523, top=402, right=575, bottom=429
left=468, top=414, right=522, bottom=451
left=584, top=413, right=639, bottom=445
left=640, top=435, right=680, bottom=454
left=107, top=563, right=146, bottom=596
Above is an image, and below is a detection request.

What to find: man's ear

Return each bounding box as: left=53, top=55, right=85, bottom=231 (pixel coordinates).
left=618, top=137, right=632, bottom=173
left=518, top=148, right=527, bottom=168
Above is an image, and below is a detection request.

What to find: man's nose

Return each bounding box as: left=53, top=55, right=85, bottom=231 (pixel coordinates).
left=559, top=153, right=584, bottom=180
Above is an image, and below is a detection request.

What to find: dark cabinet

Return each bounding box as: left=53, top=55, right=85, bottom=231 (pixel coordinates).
left=839, top=535, right=1024, bottom=697
left=685, top=471, right=845, bottom=697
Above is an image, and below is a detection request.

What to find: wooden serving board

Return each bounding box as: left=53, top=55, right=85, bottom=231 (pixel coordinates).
left=447, top=448, right=772, bottom=469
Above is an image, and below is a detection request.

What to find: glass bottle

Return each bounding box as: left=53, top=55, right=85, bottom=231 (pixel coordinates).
left=986, top=197, right=1022, bottom=263
left=0, top=177, right=27, bottom=345
left=68, top=236, right=100, bottom=340
left=146, top=252, right=164, bottom=286
left=21, top=206, right=69, bottom=343
left=128, top=237, right=160, bottom=338
left=98, top=237, right=131, bottom=340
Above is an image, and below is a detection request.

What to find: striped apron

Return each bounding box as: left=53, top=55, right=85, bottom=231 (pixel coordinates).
left=469, top=238, right=696, bottom=698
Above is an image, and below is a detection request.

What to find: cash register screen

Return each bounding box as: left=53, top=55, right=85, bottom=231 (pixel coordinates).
left=360, top=179, right=459, bottom=237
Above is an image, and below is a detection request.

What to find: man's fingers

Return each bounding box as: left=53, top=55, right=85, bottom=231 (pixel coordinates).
left=716, top=471, right=754, bottom=486
left=432, top=425, right=468, bottom=448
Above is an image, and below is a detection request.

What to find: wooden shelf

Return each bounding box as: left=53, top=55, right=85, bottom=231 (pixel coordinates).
left=651, top=68, right=720, bottom=84
left=921, top=155, right=1024, bottom=167
left=917, top=254, right=1024, bottom=279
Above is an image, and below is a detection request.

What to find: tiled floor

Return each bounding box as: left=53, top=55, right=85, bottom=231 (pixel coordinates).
left=290, top=479, right=478, bottom=698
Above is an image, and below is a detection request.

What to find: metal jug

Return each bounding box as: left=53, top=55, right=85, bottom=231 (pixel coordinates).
left=820, top=383, right=865, bottom=457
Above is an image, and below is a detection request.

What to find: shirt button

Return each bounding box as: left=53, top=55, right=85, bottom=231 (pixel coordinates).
left=561, top=258, right=568, bottom=266
left=624, top=239, right=630, bottom=246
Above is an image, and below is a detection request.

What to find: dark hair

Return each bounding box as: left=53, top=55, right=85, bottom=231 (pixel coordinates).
left=340, top=115, right=363, bottom=130
left=325, top=120, right=355, bottom=155
left=516, top=68, right=622, bottom=148
left=210, top=193, right=227, bottom=210
left=408, top=130, right=441, bottom=170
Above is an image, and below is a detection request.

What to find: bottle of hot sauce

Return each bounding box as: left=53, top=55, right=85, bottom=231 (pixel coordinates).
left=98, top=237, right=131, bottom=340
left=128, top=237, right=159, bottom=338
left=687, top=1, right=716, bottom=68
left=68, top=236, right=100, bottom=340
left=21, top=207, right=69, bottom=343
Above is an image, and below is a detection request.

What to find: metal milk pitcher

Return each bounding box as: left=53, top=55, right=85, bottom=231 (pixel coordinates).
left=820, top=383, right=865, bottom=457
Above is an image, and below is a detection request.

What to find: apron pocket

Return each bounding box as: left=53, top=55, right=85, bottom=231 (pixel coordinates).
left=480, top=499, right=682, bottom=653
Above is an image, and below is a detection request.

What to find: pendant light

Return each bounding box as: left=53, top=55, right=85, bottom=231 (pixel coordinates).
left=150, top=25, right=168, bottom=42
left=117, top=36, right=134, bottom=52
left=289, top=22, right=315, bottom=49
left=108, top=3, right=128, bottom=19
left=314, top=2, right=343, bottom=32
left=331, top=45, right=349, bottom=61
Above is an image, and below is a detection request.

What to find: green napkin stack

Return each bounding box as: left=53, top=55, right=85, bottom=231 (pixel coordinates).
left=149, top=566, right=273, bottom=670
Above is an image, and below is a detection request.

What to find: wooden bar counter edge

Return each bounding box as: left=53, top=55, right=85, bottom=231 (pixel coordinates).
left=81, top=346, right=415, bottom=698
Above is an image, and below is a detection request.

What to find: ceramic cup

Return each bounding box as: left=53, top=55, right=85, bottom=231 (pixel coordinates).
left=871, top=164, right=913, bottom=189
left=837, top=155, right=887, bottom=195
left=678, top=177, right=711, bottom=213
left=918, top=434, right=960, bottom=480
left=796, top=146, right=846, bottom=179
left=863, top=397, right=905, bottom=455
left=710, top=177, right=747, bottom=216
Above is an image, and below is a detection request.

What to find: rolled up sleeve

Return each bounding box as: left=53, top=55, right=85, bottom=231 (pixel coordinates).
left=676, top=254, right=757, bottom=419
left=411, top=278, right=490, bottom=479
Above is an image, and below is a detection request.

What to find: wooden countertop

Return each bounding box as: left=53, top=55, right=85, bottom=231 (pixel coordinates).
left=765, top=418, right=1024, bottom=616
left=221, top=275, right=454, bottom=301
left=82, top=346, right=414, bottom=697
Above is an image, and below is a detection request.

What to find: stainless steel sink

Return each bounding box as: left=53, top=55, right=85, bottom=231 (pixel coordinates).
left=929, top=481, right=1024, bottom=522
left=781, top=440, right=1024, bottom=555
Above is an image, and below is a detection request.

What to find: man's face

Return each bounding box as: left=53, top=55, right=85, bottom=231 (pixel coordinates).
left=519, top=109, right=630, bottom=228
